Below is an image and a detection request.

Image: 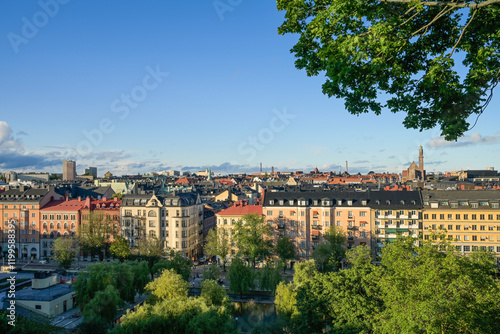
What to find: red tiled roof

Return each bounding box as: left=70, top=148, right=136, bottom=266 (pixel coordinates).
left=41, top=199, right=86, bottom=211
left=217, top=204, right=262, bottom=216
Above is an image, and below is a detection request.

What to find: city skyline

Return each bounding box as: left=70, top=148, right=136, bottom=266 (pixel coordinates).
left=1, top=1, right=500, bottom=176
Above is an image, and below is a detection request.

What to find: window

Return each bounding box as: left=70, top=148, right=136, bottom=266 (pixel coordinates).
left=440, top=214, right=445, bottom=220
left=472, top=235, right=477, bottom=241
left=456, top=235, right=461, bottom=241
left=471, top=203, right=478, bottom=208
left=301, top=211, right=305, bottom=217
left=448, top=225, right=453, bottom=230
left=35, top=305, right=41, bottom=310
left=360, top=211, right=366, bottom=217
left=336, top=211, right=341, bottom=216
left=464, top=235, right=470, bottom=241
left=472, top=214, right=477, bottom=220
left=424, top=214, right=429, bottom=219
left=488, top=214, right=493, bottom=220
left=424, top=235, right=430, bottom=240
left=480, top=225, right=486, bottom=231
left=464, top=245, right=470, bottom=252
left=464, top=214, right=469, bottom=220
left=32, top=213, right=35, bottom=217
left=348, top=211, right=353, bottom=218
left=456, top=225, right=461, bottom=230
left=472, top=225, right=477, bottom=230
left=447, top=214, right=453, bottom=220
left=432, top=214, right=436, bottom=219
left=455, top=214, right=461, bottom=220
left=337, top=221, right=341, bottom=227
left=360, top=231, right=367, bottom=238
left=456, top=245, right=462, bottom=251
left=267, top=210, right=273, bottom=216
left=56, top=214, right=61, bottom=220
left=480, top=214, right=485, bottom=220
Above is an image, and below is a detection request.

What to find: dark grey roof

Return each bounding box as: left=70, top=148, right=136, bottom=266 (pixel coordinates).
left=422, top=190, right=500, bottom=202
left=264, top=190, right=422, bottom=209
left=11, top=283, right=74, bottom=302
left=0, top=188, right=49, bottom=202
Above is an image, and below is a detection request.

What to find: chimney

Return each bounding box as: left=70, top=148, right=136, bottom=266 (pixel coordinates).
left=261, top=188, right=266, bottom=206
left=114, top=197, right=118, bottom=202
left=346, top=161, right=348, bottom=173
left=78, top=196, right=81, bottom=201
left=260, top=162, right=262, bottom=173
left=102, top=197, right=107, bottom=201
left=271, top=166, right=274, bottom=175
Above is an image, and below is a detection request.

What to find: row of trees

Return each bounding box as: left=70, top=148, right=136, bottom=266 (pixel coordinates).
left=275, top=236, right=500, bottom=333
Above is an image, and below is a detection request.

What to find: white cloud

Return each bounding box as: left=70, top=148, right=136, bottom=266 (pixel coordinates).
left=427, top=132, right=500, bottom=149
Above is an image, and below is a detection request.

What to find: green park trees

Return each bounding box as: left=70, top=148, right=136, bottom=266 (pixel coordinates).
left=276, top=237, right=500, bottom=333
left=277, top=0, right=500, bottom=140
left=78, top=211, right=118, bottom=260
left=275, top=236, right=296, bottom=272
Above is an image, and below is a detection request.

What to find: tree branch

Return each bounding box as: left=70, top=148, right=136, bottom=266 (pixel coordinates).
left=449, top=8, right=477, bottom=56
left=380, top=0, right=500, bottom=8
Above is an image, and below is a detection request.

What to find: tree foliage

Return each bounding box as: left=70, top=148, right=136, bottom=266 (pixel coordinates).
left=109, top=235, right=131, bottom=261
left=78, top=211, right=118, bottom=259
left=275, top=236, right=296, bottom=272
left=276, top=237, right=500, bottom=333
left=277, top=0, right=500, bottom=140
left=52, top=236, right=77, bottom=269
left=145, top=268, right=189, bottom=304
left=151, top=250, right=193, bottom=281
left=200, top=279, right=231, bottom=307
left=0, top=311, right=59, bottom=334
left=228, top=257, right=255, bottom=298
left=312, top=225, right=346, bottom=272
left=204, top=228, right=230, bottom=271
left=203, top=263, right=221, bottom=281
left=234, top=213, right=273, bottom=268
left=82, top=285, right=121, bottom=324
left=258, top=260, right=283, bottom=294
left=131, top=236, right=165, bottom=278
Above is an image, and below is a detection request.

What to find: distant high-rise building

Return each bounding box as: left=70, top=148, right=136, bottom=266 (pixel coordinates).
left=63, top=160, right=76, bottom=180
left=84, top=167, right=97, bottom=178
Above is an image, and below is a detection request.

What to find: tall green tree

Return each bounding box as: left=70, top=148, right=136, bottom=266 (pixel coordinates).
left=52, top=236, right=78, bottom=270
left=275, top=236, right=296, bottom=272
left=82, top=285, right=121, bottom=324
left=200, top=279, right=231, bottom=307
left=131, top=236, right=165, bottom=279
left=145, top=269, right=189, bottom=304
left=228, top=257, right=255, bottom=299
left=312, top=225, right=346, bottom=272
left=78, top=211, right=118, bottom=260
left=109, top=235, right=131, bottom=261
left=277, top=0, right=500, bottom=140
left=258, top=260, right=283, bottom=294
left=203, top=263, right=221, bottom=281
left=204, top=228, right=230, bottom=271
left=233, top=213, right=273, bottom=269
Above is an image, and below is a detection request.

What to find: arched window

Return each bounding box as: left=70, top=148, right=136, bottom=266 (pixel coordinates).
left=64, top=223, right=68, bottom=229
left=50, top=231, right=55, bottom=238
left=224, top=219, right=227, bottom=225
left=71, top=222, right=76, bottom=230
left=57, top=232, right=61, bottom=237
left=57, top=223, right=61, bottom=229
left=50, top=223, right=54, bottom=229
left=148, top=210, right=157, bottom=217
left=63, top=231, right=69, bottom=236
left=43, top=223, right=47, bottom=229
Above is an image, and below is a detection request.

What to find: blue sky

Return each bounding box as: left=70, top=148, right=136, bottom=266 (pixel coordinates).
left=1, top=1, right=500, bottom=176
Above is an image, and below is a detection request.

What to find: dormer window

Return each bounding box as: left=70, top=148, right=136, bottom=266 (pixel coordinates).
left=289, top=199, right=294, bottom=205
left=279, top=200, right=284, bottom=205
left=361, top=200, right=367, bottom=206
left=337, top=200, right=342, bottom=205
left=400, top=200, right=405, bottom=205
left=270, top=200, right=275, bottom=205
left=347, top=200, right=352, bottom=206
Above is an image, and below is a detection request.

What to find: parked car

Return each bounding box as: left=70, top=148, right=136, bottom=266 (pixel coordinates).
left=39, top=260, right=47, bottom=264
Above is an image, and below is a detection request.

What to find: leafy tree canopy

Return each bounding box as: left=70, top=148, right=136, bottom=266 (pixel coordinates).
left=151, top=250, right=193, bottom=281
left=278, top=0, right=500, bottom=140
left=228, top=257, right=255, bottom=298
left=234, top=213, right=273, bottom=268
left=52, top=236, right=78, bottom=269
left=204, top=228, right=230, bottom=271
left=275, top=236, right=296, bottom=272
left=109, top=235, right=131, bottom=261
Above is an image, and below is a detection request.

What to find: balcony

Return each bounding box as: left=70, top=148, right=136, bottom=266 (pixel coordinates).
left=411, top=214, right=419, bottom=219
left=277, top=224, right=285, bottom=230
left=312, top=234, right=320, bottom=240
left=399, top=214, right=408, bottom=219
left=347, top=226, right=358, bottom=231
left=387, top=213, right=397, bottom=219
left=312, top=225, right=322, bottom=230
left=377, top=234, right=385, bottom=238
left=386, top=224, right=397, bottom=229
left=347, top=236, right=354, bottom=241
left=399, top=223, right=409, bottom=229
left=376, top=213, right=385, bottom=218
left=409, top=224, right=419, bottom=229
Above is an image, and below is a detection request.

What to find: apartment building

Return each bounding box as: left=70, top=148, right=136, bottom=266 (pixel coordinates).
left=0, top=186, right=63, bottom=260
left=371, top=191, right=422, bottom=258
left=121, top=192, right=204, bottom=259
left=422, top=190, right=500, bottom=264
left=40, top=198, right=85, bottom=259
